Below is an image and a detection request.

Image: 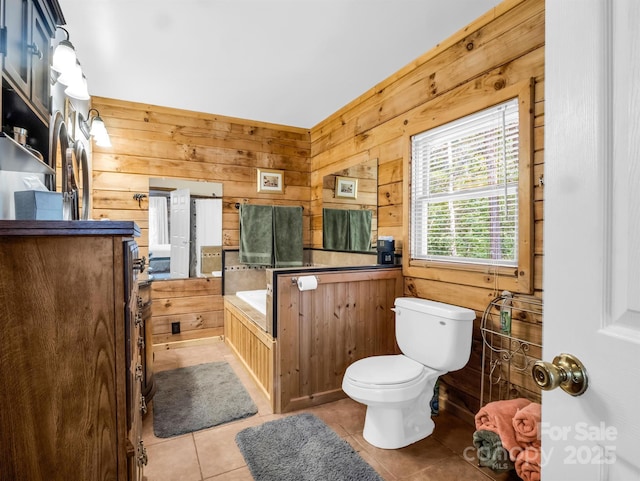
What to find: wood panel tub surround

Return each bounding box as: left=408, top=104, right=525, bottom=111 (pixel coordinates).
left=275, top=267, right=403, bottom=413
left=223, top=300, right=276, bottom=404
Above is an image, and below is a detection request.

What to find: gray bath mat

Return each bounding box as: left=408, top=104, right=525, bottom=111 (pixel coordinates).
left=153, top=361, right=257, bottom=438
left=236, top=413, right=384, bottom=481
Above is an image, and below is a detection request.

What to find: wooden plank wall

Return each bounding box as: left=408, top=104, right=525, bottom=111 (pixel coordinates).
left=90, top=97, right=311, bottom=252
left=89, top=97, right=311, bottom=343
left=151, top=277, right=223, bottom=346
left=308, top=0, right=545, bottom=423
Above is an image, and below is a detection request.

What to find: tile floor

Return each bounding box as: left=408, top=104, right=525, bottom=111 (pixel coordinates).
left=141, top=341, right=522, bottom=481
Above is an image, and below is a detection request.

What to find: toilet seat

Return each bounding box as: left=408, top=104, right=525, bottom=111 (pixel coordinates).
left=345, top=355, right=435, bottom=389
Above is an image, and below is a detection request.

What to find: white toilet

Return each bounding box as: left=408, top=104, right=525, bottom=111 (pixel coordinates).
left=342, top=297, right=475, bottom=449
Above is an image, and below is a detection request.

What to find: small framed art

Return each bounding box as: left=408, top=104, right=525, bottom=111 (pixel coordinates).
left=335, top=176, right=358, bottom=199
left=257, top=168, right=284, bottom=193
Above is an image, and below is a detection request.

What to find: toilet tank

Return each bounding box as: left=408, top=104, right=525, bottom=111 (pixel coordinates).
left=394, top=297, right=475, bottom=372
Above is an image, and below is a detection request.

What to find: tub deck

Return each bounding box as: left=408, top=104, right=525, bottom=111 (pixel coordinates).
left=225, top=292, right=269, bottom=332
left=235, top=289, right=267, bottom=316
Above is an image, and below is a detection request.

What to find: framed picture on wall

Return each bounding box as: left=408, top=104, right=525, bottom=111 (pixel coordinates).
left=335, top=176, right=358, bottom=199
left=257, top=168, right=284, bottom=193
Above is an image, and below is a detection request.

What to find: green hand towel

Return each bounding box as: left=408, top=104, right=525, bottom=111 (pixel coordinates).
left=472, top=429, right=514, bottom=472
left=348, top=209, right=372, bottom=251
left=239, top=204, right=273, bottom=265
left=322, top=208, right=349, bottom=250
left=273, top=206, right=303, bottom=267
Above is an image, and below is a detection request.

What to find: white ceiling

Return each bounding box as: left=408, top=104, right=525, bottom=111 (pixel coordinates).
left=56, top=0, right=503, bottom=128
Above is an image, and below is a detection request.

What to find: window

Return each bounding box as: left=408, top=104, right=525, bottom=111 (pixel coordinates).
left=411, top=98, right=519, bottom=266
left=404, top=80, right=533, bottom=293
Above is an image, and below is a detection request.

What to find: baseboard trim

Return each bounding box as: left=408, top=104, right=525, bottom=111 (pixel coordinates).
left=153, top=334, right=223, bottom=351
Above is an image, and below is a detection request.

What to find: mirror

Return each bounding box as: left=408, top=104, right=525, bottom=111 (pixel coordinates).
left=50, top=111, right=68, bottom=194
left=50, top=112, right=90, bottom=220
left=148, top=178, right=223, bottom=280
left=74, top=142, right=90, bottom=220
left=64, top=146, right=79, bottom=220
left=322, top=158, right=378, bottom=251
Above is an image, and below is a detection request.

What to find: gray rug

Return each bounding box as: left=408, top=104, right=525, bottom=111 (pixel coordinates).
left=153, top=361, right=258, bottom=438
left=236, top=413, right=384, bottom=481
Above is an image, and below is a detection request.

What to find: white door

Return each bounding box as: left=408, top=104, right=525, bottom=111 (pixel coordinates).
left=170, top=188, right=190, bottom=279
left=194, top=198, right=222, bottom=276
left=543, top=1, right=640, bottom=480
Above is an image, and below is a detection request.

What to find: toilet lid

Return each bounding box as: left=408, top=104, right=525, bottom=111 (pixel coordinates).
left=346, top=355, right=425, bottom=385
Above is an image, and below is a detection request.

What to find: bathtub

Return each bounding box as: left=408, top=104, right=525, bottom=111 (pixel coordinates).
left=235, top=289, right=267, bottom=316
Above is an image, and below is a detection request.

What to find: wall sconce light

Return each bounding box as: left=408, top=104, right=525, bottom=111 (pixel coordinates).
left=52, top=27, right=77, bottom=75
left=56, top=59, right=81, bottom=86
left=57, top=60, right=90, bottom=100
left=65, top=72, right=90, bottom=100
left=84, top=108, right=111, bottom=147
left=53, top=27, right=90, bottom=101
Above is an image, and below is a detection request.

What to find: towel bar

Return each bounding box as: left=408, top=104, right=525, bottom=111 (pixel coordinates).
left=235, top=202, right=303, bottom=210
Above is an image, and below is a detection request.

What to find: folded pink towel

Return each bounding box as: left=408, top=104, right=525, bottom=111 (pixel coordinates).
left=515, top=446, right=541, bottom=481
left=475, top=398, right=531, bottom=430
left=475, top=398, right=531, bottom=460
left=513, top=402, right=541, bottom=446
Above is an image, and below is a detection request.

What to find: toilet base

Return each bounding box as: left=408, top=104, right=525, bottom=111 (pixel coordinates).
left=361, top=391, right=435, bottom=449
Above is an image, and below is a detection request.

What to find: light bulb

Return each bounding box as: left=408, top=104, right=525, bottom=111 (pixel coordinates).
left=52, top=39, right=77, bottom=74
left=65, top=75, right=90, bottom=100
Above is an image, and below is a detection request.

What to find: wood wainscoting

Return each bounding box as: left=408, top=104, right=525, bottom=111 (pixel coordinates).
left=223, top=300, right=276, bottom=404
left=274, top=267, right=403, bottom=413
left=151, top=277, right=224, bottom=348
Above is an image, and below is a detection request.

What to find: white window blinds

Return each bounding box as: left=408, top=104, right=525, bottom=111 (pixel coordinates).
left=410, top=98, right=519, bottom=267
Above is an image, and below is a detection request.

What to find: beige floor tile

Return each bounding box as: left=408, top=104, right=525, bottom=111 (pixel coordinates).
left=431, top=410, right=477, bottom=455
left=307, top=397, right=367, bottom=436
left=172, top=344, right=225, bottom=367
left=399, top=455, right=495, bottom=481
left=193, top=414, right=267, bottom=479
left=341, top=434, right=398, bottom=481
left=352, top=433, right=456, bottom=480
left=152, top=348, right=180, bottom=372
left=203, top=466, right=254, bottom=481
left=143, top=435, right=202, bottom=481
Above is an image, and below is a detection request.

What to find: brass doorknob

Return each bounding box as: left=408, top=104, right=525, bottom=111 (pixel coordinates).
left=532, top=353, right=588, bottom=396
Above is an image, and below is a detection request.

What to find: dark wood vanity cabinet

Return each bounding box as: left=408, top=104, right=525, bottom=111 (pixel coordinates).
left=0, top=221, right=147, bottom=481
